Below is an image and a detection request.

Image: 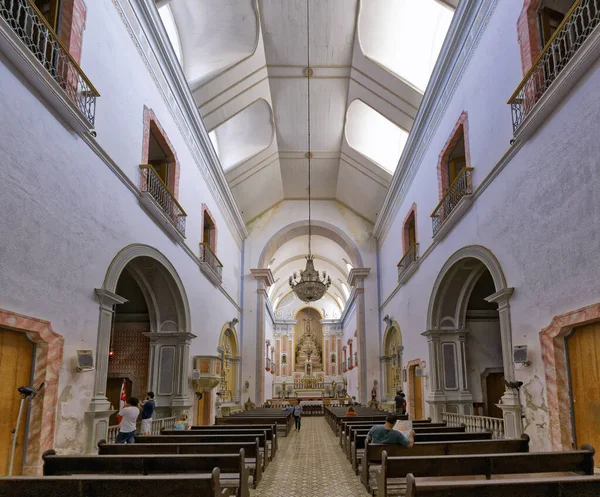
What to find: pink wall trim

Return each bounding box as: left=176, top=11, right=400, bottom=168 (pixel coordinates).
left=141, top=106, right=181, bottom=199
left=517, top=0, right=543, bottom=75
left=406, top=358, right=424, bottom=420
left=0, top=308, right=64, bottom=475
left=436, top=111, right=470, bottom=200
left=540, top=302, right=600, bottom=450
left=401, top=202, right=418, bottom=255
left=201, top=203, right=219, bottom=254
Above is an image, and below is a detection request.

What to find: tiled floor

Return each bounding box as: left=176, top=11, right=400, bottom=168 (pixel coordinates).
left=251, top=417, right=371, bottom=497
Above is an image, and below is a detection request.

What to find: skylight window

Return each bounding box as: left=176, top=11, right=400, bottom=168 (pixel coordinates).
left=341, top=283, right=350, bottom=298
left=359, top=0, right=453, bottom=91
left=345, top=100, right=408, bottom=173
left=209, top=100, right=274, bottom=171
left=158, top=5, right=182, bottom=63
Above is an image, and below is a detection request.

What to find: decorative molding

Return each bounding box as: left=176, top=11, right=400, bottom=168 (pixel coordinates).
left=112, top=0, right=248, bottom=246
left=373, top=0, right=499, bottom=241
left=251, top=268, right=275, bottom=287
left=348, top=267, right=371, bottom=287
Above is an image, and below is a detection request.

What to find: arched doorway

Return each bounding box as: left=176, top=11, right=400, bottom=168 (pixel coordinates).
left=88, top=245, right=193, bottom=452
left=218, top=324, right=240, bottom=403
left=426, top=246, right=519, bottom=435
left=381, top=321, right=403, bottom=401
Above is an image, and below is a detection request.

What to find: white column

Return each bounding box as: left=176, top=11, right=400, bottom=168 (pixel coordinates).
left=348, top=268, right=371, bottom=404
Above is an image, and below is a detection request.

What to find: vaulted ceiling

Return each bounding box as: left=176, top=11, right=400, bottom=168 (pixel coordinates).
left=159, top=0, right=458, bottom=224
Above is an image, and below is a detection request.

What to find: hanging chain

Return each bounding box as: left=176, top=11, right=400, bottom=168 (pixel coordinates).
left=307, top=0, right=312, bottom=257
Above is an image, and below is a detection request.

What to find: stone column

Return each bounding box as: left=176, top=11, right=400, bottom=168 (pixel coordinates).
left=348, top=268, right=371, bottom=404
left=230, top=357, right=241, bottom=403
left=457, top=332, right=469, bottom=393
left=172, top=333, right=195, bottom=409
left=380, top=355, right=392, bottom=400
left=250, top=269, right=275, bottom=405
left=85, top=289, right=127, bottom=453
left=485, top=287, right=522, bottom=438
left=422, top=330, right=445, bottom=421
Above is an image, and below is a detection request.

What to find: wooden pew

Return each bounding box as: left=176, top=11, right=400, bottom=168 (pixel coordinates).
left=42, top=449, right=249, bottom=497
left=162, top=427, right=275, bottom=461
left=351, top=430, right=491, bottom=468
left=98, top=439, right=263, bottom=486
left=343, top=423, right=453, bottom=453
left=0, top=471, right=225, bottom=497
left=404, top=473, right=600, bottom=497
left=216, top=412, right=292, bottom=436
left=360, top=435, right=531, bottom=491
left=378, top=446, right=595, bottom=497
left=188, top=424, right=278, bottom=455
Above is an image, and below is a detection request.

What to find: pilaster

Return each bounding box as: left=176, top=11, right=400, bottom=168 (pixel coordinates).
left=347, top=267, right=371, bottom=403
left=251, top=268, right=275, bottom=405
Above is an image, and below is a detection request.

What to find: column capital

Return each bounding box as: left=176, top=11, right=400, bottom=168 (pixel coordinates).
left=485, top=287, right=515, bottom=305
left=95, top=289, right=127, bottom=309
left=347, top=268, right=371, bottom=287
left=251, top=268, right=275, bottom=287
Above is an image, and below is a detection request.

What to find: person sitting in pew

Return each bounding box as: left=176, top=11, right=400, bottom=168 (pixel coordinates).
left=345, top=406, right=358, bottom=417
left=173, top=413, right=190, bottom=430
left=367, top=414, right=415, bottom=447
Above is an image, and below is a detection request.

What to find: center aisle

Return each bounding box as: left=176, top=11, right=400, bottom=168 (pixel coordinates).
left=251, top=417, right=371, bottom=496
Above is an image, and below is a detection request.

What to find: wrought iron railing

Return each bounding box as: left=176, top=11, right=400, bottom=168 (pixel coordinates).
left=140, top=165, right=187, bottom=236
left=508, top=0, right=599, bottom=132
left=0, top=0, right=100, bottom=126
left=397, top=243, right=419, bottom=281
left=106, top=416, right=177, bottom=443
left=200, top=242, right=223, bottom=281
left=442, top=411, right=505, bottom=439
left=431, top=167, right=473, bottom=236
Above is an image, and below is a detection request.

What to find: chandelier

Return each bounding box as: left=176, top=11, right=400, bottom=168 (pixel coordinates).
left=289, top=0, right=331, bottom=304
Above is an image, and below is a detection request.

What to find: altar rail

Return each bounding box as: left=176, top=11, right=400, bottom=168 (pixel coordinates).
left=106, top=416, right=176, bottom=443
left=442, top=412, right=505, bottom=439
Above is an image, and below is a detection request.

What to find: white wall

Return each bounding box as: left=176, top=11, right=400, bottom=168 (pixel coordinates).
left=377, top=0, right=600, bottom=449
left=342, top=303, right=359, bottom=401
left=0, top=0, right=243, bottom=453
left=465, top=320, right=503, bottom=402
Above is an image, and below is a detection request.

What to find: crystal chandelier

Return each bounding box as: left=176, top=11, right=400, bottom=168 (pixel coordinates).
left=289, top=0, right=331, bottom=304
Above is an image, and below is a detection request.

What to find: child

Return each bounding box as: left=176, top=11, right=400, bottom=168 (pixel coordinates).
left=345, top=405, right=358, bottom=417
left=173, top=412, right=189, bottom=430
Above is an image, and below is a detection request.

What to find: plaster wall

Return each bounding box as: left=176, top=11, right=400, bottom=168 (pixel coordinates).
left=378, top=0, right=600, bottom=450
left=465, top=320, right=503, bottom=402
left=0, top=0, right=243, bottom=454
left=242, top=200, right=379, bottom=403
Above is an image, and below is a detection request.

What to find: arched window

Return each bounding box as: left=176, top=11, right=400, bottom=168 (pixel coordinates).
left=437, top=112, right=470, bottom=199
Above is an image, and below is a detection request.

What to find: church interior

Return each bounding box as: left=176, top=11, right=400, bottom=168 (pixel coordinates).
left=1, top=0, right=600, bottom=494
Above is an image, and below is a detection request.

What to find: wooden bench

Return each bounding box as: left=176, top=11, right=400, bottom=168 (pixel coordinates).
left=43, top=449, right=249, bottom=497
left=162, top=427, right=275, bottom=461
left=0, top=471, right=225, bottom=497
left=404, top=473, right=600, bottom=497
left=188, top=424, right=278, bottom=455
left=378, top=445, right=595, bottom=497
left=360, top=435, right=531, bottom=491
left=351, top=430, right=491, bottom=469
left=98, top=439, right=263, bottom=485
left=216, top=412, right=292, bottom=436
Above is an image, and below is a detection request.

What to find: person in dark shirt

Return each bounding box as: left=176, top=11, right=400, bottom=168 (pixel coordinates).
left=394, top=391, right=403, bottom=414
left=367, top=413, right=415, bottom=447
left=140, top=391, right=155, bottom=435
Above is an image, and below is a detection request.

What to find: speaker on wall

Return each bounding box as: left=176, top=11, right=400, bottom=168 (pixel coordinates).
left=513, top=345, right=528, bottom=364
left=76, top=350, right=94, bottom=371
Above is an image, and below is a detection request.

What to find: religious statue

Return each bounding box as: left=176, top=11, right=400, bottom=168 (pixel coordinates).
left=371, top=383, right=377, bottom=401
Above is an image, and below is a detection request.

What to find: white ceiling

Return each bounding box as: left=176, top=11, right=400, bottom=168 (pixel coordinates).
left=162, top=0, right=457, bottom=223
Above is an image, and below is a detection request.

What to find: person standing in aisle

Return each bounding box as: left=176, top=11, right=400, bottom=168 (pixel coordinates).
left=293, top=399, right=303, bottom=431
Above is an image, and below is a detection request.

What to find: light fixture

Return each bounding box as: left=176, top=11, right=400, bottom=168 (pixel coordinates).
left=289, top=0, right=331, bottom=303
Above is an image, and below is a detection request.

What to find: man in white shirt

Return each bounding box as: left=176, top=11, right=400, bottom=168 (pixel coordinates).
left=116, top=397, right=140, bottom=444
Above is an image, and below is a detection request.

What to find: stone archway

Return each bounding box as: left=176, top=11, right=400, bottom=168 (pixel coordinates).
left=87, top=244, right=193, bottom=452
left=0, top=309, right=64, bottom=475
left=425, top=246, right=520, bottom=437
left=381, top=321, right=403, bottom=401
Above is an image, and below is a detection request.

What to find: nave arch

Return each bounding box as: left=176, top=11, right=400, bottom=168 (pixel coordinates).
left=425, top=246, right=521, bottom=437
left=88, top=244, right=194, bottom=451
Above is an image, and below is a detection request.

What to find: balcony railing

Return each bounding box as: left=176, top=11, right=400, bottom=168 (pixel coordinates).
left=0, top=0, right=100, bottom=126
left=106, top=416, right=176, bottom=443
left=442, top=411, right=505, bottom=439
left=508, top=0, right=599, bottom=132
left=200, top=242, right=223, bottom=282
left=431, top=167, right=473, bottom=236
left=140, top=165, right=187, bottom=237
left=397, top=243, right=419, bottom=281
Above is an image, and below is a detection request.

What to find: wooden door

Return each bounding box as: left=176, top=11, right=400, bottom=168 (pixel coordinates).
left=0, top=330, right=34, bottom=476
left=567, top=323, right=600, bottom=459
left=448, top=157, right=466, bottom=185
left=412, top=367, right=424, bottom=420
left=485, top=372, right=505, bottom=419
left=407, top=215, right=416, bottom=247
left=106, top=377, right=132, bottom=426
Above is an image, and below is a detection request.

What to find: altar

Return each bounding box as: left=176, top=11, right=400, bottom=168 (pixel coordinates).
left=294, top=389, right=325, bottom=399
